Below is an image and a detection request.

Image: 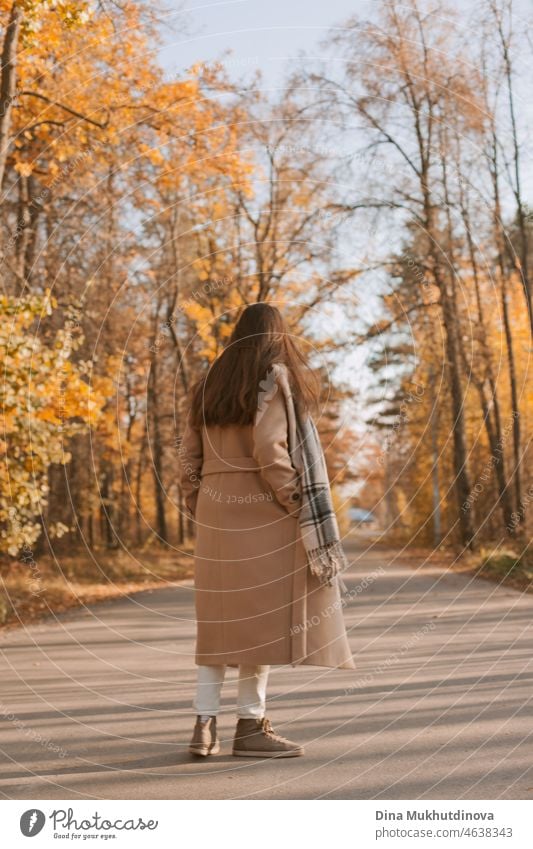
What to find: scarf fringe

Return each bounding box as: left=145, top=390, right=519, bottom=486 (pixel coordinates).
left=308, top=541, right=349, bottom=591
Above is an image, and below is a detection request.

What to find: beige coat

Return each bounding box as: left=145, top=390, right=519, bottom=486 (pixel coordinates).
left=179, top=380, right=355, bottom=670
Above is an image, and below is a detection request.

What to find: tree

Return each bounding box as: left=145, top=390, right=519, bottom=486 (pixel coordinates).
left=0, top=291, right=108, bottom=554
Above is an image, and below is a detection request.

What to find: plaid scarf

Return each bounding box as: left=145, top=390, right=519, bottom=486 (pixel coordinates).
left=264, top=364, right=349, bottom=592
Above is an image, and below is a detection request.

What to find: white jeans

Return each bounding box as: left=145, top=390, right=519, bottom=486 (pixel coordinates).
left=193, top=664, right=270, bottom=719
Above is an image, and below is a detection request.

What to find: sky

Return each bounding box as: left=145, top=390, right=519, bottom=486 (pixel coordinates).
left=158, top=0, right=376, bottom=84
left=159, top=0, right=533, bottom=84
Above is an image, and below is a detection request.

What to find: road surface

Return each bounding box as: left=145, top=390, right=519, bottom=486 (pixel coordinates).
left=1, top=542, right=532, bottom=799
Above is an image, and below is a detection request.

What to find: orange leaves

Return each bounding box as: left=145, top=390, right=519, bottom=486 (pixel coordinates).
left=13, top=159, right=34, bottom=176
left=9, top=1, right=161, bottom=188
left=138, top=143, right=165, bottom=167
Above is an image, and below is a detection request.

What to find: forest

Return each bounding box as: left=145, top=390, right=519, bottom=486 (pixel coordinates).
left=1, top=0, right=532, bottom=622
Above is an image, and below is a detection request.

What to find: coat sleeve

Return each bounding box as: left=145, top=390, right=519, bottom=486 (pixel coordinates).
left=178, top=414, right=203, bottom=519
left=252, top=385, right=302, bottom=516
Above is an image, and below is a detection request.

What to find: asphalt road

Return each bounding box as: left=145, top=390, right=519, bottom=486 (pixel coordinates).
left=1, top=542, right=532, bottom=800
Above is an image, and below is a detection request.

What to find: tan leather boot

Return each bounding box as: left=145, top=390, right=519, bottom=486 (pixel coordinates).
left=232, top=717, right=304, bottom=758
left=189, top=716, right=220, bottom=757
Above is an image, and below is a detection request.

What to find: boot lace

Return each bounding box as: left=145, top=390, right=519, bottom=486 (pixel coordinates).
left=259, top=717, right=291, bottom=743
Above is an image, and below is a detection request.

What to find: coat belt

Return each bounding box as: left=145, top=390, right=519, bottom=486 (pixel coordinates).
left=201, top=456, right=261, bottom=476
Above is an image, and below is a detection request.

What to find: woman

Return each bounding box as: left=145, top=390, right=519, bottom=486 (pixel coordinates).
left=178, top=302, right=354, bottom=759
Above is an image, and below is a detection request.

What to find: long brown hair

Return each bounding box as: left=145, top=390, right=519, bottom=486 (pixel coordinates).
left=190, top=303, right=319, bottom=427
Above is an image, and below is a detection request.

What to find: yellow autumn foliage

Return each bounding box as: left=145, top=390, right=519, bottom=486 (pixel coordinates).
left=0, top=293, right=108, bottom=555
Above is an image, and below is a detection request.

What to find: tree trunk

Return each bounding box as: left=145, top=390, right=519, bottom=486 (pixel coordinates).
left=177, top=486, right=185, bottom=545
left=147, top=332, right=168, bottom=545
left=424, top=191, right=475, bottom=548
left=99, top=468, right=118, bottom=549
left=134, top=423, right=147, bottom=547
left=0, top=3, right=22, bottom=195
left=496, top=3, right=533, bottom=336
left=439, top=290, right=475, bottom=548
left=428, top=366, right=442, bottom=547
left=489, top=134, right=524, bottom=525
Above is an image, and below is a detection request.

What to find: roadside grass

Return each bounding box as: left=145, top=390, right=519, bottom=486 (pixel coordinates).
left=0, top=545, right=194, bottom=629
left=347, top=528, right=533, bottom=594
left=470, top=544, right=533, bottom=593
